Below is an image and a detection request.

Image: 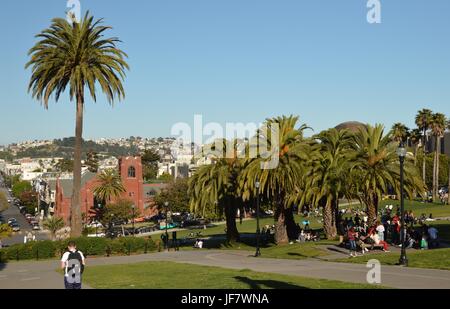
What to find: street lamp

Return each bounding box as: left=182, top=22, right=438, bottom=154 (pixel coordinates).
left=164, top=201, right=169, bottom=251
left=397, top=142, right=408, bottom=266
left=131, top=204, right=135, bottom=237
left=255, top=181, right=261, bottom=257
left=109, top=213, right=115, bottom=239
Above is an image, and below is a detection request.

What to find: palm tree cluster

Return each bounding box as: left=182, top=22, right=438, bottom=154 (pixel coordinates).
left=394, top=109, right=450, bottom=202
left=189, top=115, right=426, bottom=244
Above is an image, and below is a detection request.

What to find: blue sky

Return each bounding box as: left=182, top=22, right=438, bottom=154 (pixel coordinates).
left=0, top=0, right=449, bottom=145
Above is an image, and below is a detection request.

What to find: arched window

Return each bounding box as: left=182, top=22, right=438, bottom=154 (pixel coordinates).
left=128, top=166, right=136, bottom=178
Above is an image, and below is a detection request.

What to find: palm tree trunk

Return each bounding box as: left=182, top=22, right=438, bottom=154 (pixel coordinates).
left=225, top=198, right=240, bottom=242
left=322, top=202, right=337, bottom=240
left=448, top=161, right=450, bottom=205
left=432, top=136, right=439, bottom=201
left=70, top=93, right=84, bottom=237
left=422, top=128, right=427, bottom=186
left=436, top=137, right=441, bottom=199
left=366, top=194, right=378, bottom=226
left=422, top=151, right=427, bottom=187
left=274, top=193, right=289, bottom=244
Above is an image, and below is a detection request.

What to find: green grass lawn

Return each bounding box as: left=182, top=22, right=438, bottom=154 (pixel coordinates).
left=335, top=248, right=450, bottom=271
left=82, top=261, right=385, bottom=289
left=175, top=214, right=323, bottom=239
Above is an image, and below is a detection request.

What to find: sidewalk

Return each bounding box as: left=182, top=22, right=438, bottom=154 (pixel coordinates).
left=1, top=250, right=450, bottom=289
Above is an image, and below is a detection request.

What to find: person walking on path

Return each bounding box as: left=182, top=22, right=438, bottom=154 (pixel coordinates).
left=172, top=231, right=179, bottom=251
left=61, top=241, right=85, bottom=289
left=347, top=227, right=358, bottom=257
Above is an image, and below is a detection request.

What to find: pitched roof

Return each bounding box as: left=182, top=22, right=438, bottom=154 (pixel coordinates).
left=58, top=171, right=97, bottom=198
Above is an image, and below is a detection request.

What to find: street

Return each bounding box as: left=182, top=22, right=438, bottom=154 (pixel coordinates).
left=0, top=176, right=49, bottom=246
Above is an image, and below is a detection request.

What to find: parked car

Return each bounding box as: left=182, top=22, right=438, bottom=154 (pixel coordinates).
left=10, top=223, right=20, bottom=232
left=7, top=218, right=17, bottom=225
left=32, top=224, right=40, bottom=231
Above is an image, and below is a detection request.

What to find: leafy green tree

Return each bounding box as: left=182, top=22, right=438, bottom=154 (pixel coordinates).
left=100, top=199, right=137, bottom=228
left=43, top=217, right=65, bottom=240
left=93, top=169, right=125, bottom=204
left=19, top=191, right=38, bottom=215
left=3, top=175, right=20, bottom=188
left=27, top=12, right=129, bottom=237
left=12, top=181, right=32, bottom=198
left=142, top=149, right=160, bottom=181
left=155, top=178, right=190, bottom=213
left=0, top=224, right=13, bottom=240
left=0, top=192, right=9, bottom=212
left=158, top=173, right=174, bottom=183
left=55, top=159, right=74, bottom=173
left=86, top=151, right=99, bottom=173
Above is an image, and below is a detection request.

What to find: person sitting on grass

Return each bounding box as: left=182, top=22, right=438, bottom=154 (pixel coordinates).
left=356, top=233, right=371, bottom=255
left=427, top=226, right=439, bottom=249
left=370, top=230, right=390, bottom=252
left=375, top=221, right=385, bottom=242
left=193, top=239, right=204, bottom=249
left=298, top=229, right=306, bottom=243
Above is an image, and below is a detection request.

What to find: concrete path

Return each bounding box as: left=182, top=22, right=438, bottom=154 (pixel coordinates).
left=1, top=250, right=450, bottom=289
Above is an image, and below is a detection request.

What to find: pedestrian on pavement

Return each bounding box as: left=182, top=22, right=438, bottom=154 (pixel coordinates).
left=161, top=233, right=168, bottom=250
left=61, top=241, right=85, bottom=289
left=172, top=231, right=179, bottom=251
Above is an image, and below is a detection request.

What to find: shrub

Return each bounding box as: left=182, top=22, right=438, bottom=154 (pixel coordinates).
left=0, top=236, right=156, bottom=262
left=0, top=249, right=7, bottom=263
left=33, top=240, right=57, bottom=259
left=110, top=237, right=156, bottom=255
left=5, top=243, right=35, bottom=260
left=58, top=237, right=108, bottom=257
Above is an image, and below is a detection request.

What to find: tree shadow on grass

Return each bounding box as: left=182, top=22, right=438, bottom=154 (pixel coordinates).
left=178, top=233, right=275, bottom=250
left=233, top=276, right=309, bottom=289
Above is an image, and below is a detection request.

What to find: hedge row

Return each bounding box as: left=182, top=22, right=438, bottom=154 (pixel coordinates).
left=0, top=237, right=157, bottom=263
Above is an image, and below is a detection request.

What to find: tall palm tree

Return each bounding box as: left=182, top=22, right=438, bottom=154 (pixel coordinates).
left=189, top=139, right=244, bottom=242
left=429, top=113, right=447, bottom=200
left=93, top=169, right=126, bottom=204
left=415, top=109, right=433, bottom=185
left=239, top=115, right=311, bottom=244
left=409, top=128, right=423, bottom=167
left=352, top=124, right=425, bottom=224
left=391, top=123, right=410, bottom=143
left=311, top=128, right=354, bottom=239
left=26, top=13, right=129, bottom=236
left=43, top=217, right=65, bottom=240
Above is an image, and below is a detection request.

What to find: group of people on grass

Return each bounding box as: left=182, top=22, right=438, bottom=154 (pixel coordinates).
left=338, top=205, right=441, bottom=257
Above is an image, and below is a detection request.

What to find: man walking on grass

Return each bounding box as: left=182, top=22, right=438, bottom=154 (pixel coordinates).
left=61, top=241, right=85, bottom=289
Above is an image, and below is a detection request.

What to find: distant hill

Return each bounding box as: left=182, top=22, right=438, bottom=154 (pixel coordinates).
left=14, top=137, right=140, bottom=159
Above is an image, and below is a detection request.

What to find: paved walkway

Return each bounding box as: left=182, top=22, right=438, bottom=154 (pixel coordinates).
left=1, top=250, right=450, bottom=289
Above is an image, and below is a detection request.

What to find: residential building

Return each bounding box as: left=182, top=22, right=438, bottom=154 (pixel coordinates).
left=54, top=156, right=163, bottom=224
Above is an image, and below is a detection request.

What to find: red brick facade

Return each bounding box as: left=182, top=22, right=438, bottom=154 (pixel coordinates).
left=55, top=156, right=151, bottom=224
